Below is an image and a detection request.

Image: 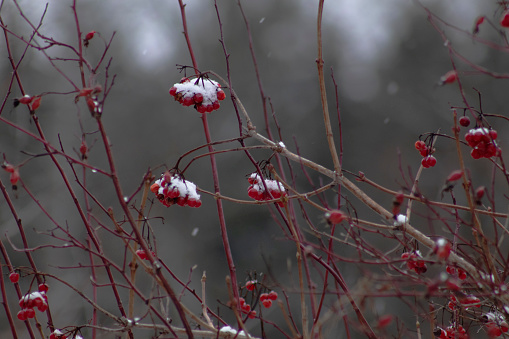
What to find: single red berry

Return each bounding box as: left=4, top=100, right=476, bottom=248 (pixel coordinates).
left=446, top=170, right=463, bottom=182
left=30, top=96, right=41, bottom=111
left=377, top=314, right=393, bottom=329
left=212, top=101, right=221, bottom=110
left=489, top=129, right=498, bottom=140
left=136, top=249, right=147, bottom=260
left=439, top=70, right=457, bottom=85
left=434, top=238, right=451, bottom=260
left=169, top=87, right=178, bottom=96
left=79, top=141, right=88, bottom=159
left=193, top=93, right=204, bottom=104
left=38, top=283, right=49, bottom=293
left=18, top=95, right=33, bottom=105
left=17, top=310, right=27, bottom=321
left=196, top=104, right=207, bottom=114
left=501, top=10, right=509, bottom=28
left=326, top=210, right=346, bottom=224
left=217, top=89, right=226, bottom=101
left=475, top=186, right=485, bottom=203
left=10, top=169, right=20, bottom=186
left=182, top=96, right=194, bottom=107
left=85, top=31, right=96, bottom=41
left=248, top=310, right=256, bottom=319
left=245, top=280, right=256, bottom=291
left=473, top=16, right=485, bottom=34
left=459, top=116, right=470, bottom=127
left=268, top=290, right=278, bottom=300
left=9, top=272, right=19, bottom=283
left=261, top=299, right=272, bottom=308
left=25, top=308, right=35, bottom=318
left=414, top=140, right=426, bottom=151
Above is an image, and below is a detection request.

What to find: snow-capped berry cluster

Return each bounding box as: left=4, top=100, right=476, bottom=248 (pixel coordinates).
left=259, top=291, right=278, bottom=308
left=415, top=140, right=437, bottom=168
left=484, top=312, right=509, bottom=338
left=150, top=173, right=202, bottom=208
left=50, top=330, right=67, bottom=339
left=464, top=127, right=500, bottom=159
left=434, top=324, right=468, bottom=339
left=247, top=173, right=287, bottom=206
left=238, top=297, right=256, bottom=319
left=17, top=291, right=48, bottom=320
left=401, top=251, right=427, bottom=274
left=169, top=77, right=226, bottom=114
left=446, top=265, right=467, bottom=280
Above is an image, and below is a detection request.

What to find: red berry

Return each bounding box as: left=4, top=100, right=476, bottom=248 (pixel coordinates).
left=169, top=87, right=177, bottom=96
left=25, top=308, right=35, bottom=318
left=38, top=283, right=49, bottom=292
left=212, top=101, right=221, bottom=110
left=489, top=129, right=498, bottom=140
left=85, top=31, right=96, bottom=41
left=17, top=310, right=27, bottom=321
left=475, top=186, right=485, bottom=202
left=446, top=170, right=463, bottom=182
left=245, top=280, right=256, bottom=291
left=268, top=291, right=278, bottom=300
left=259, top=293, right=269, bottom=301
left=18, top=95, right=33, bottom=105
left=248, top=310, right=256, bottom=319
left=217, top=89, right=226, bottom=101
left=136, top=249, right=147, bottom=260
left=193, top=93, right=203, bottom=104
left=440, top=70, right=457, bottom=85
left=459, top=116, right=470, bottom=127
left=501, top=10, right=509, bottom=28
left=434, top=238, right=451, bottom=260
left=377, top=314, right=393, bottom=329
left=414, top=140, right=426, bottom=151
left=30, top=96, right=41, bottom=111
left=10, top=169, right=20, bottom=186
left=196, top=104, right=207, bottom=114
left=182, top=96, right=194, bottom=107
left=261, top=299, right=272, bottom=308
left=9, top=272, right=19, bottom=283
left=326, top=210, right=346, bottom=224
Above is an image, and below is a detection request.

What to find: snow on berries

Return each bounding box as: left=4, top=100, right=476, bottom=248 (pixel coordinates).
left=247, top=173, right=287, bottom=206
left=465, top=127, right=500, bottom=159
left=434, top=324, right=468, bottom=339
left=150, top=172, right=202, bottom=207
left=50, top=329, right=69, bottom=339
left=169, top=76, right=226, bottom=114
left=483, top=312, right=509, bottom=338
left=17, top=291, right=48, bottom=320
left=9, top=272, right=19, bottom=283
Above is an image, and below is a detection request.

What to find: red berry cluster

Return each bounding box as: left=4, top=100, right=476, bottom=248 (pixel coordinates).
left=464, top=127, right=500, bottom=159
left=401, top=251, right=427, bottom=274
left=17, top=290, right=48, bottom=320
left=447, top=294, right=480, bottom=311
left=484, top=312, right=509, bottom=338
left=136, top=249, right=155, bottom=260
left=259, top=291, right=278, bottom=308
left=247, top=173, right=287, bottom=206
left=150, top=173, right=202, bottom=208
left=238, top=297, right=256, bottom=319
left=446, top=265, right=467, bottom=280
left=434, top=324, right=468, bottom=339
left=50, top=329, right=73, bottom=339
left=415, top=140, right=437, bottom=168
left=169, top=77, right=226, bottom=114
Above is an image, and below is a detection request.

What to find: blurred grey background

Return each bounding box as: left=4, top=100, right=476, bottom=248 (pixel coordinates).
left=1, top=0, right=508, bottom=338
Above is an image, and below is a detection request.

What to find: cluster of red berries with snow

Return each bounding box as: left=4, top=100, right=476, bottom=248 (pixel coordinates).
left=401, top=250, right=427, bottom=274
left=484, top=312, right=509, bottom=338
left=247, top=173, right=287, bottom=206
left=434, top=324, right=468, bottom=339
left=17, top=288, right=49, bottom=320
left=169, top=77, right=226, bottom=114
left=464, top=127, right=500, bottom=159
left=150, top=172, right=202, bottom=208
left=415, top=140, right=437, bottom=168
